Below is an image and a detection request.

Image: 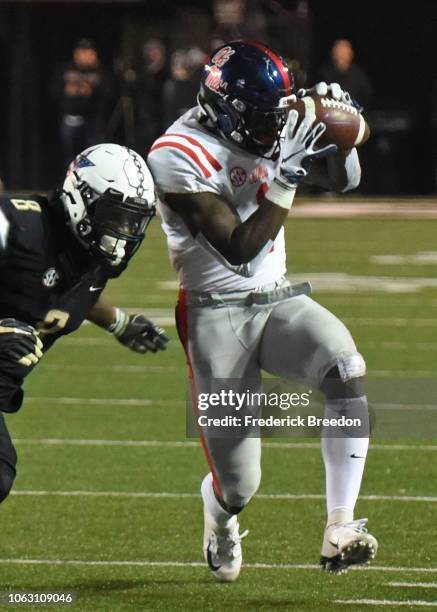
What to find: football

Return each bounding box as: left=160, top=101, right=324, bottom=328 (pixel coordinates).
left=289, top=94, right=371, bottom=150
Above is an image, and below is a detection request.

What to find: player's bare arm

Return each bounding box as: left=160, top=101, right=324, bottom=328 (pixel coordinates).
left=87, top=294, right=117, bottom=328
left=165, top=190, right=288, bottom=266
left=165, top=111, right=337, bottom=267
left=87, top=294, right=169, bottom=354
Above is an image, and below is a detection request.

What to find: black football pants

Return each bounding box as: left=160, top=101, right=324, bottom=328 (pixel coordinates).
left=0, top=411, right=17, bottom=502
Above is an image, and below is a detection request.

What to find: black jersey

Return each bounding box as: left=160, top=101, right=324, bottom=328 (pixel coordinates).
left=0, top=194, right=111, bottom=411
left=0, top=194, right=110, bottom=348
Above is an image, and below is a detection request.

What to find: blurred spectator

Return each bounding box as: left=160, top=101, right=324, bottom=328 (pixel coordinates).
left=136, top=39, right=168, bottom=152
left=162, top=47, right=206, bottom=127
left=210, top=0, right=268, bottom=51
left=318, top=39, right=372, bottom=108
left=266, top=0, right=311, bottom=88
left=51, top=39, right=113, bottom=168
left=168, top=7, right=211, bottom=54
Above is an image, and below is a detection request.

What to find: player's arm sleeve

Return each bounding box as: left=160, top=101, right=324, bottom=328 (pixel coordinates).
left=304, top=147, right=361, bottom=192
left=0, top=376, right=23, bottom=413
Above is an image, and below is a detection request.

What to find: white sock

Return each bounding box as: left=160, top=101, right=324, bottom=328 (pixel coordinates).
left=201, top=473, right=234, bottom=527
left=321, top=397, right=369, bottom=526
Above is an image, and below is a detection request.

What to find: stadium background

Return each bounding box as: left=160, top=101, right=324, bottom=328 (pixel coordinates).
left=1, top=0, right=437, bottom=194
left=0, top=1, right=437, bottom=610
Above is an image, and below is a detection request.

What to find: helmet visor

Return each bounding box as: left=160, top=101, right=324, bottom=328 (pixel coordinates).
left=245, top=107, right=290, bottom=148
left=93, top=189, right=156, bottom=242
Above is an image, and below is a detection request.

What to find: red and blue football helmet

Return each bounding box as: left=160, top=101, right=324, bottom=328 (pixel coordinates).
left=198, top=40, right=295, bottom=157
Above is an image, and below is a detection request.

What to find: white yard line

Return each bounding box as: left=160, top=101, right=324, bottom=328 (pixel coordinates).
left=12, top=439, right=437, bottom=452
left=343, top=318, right=437, bottom=326
left=13, top=439, right=201, bottom=447
left=31, top=367, right=437, bottom=377
left=372, top=252, right=437, bottom=265
left=291, top=200, right=437, bottom=219
left=368, top=342, right=437, bottom=351
left=367, top=370, right=437, bottom=377
left=23, top=396, right=437, bottom=408
left=24, top=397, right=184, bottom=407
left=11, top=491, right=199, bottom=499
left=0, top=558, right=436, bottom=575
left=62, top=338, right=113, bottom=346
left=9, top=490, right=437, bottom=503
left=159, top=274, right=437, bottom=295
left=77, top=304, right=437, bottom=327
left=290, top=274, right=437, bottom=294
left=388, top=583, right=437, bottom=589
left=43, top=365, right=176, bottom=373
left=336, top=600, right=437, bottom=607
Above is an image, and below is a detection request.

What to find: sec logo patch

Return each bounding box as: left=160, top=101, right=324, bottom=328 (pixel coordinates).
left=230, top=167, right=247, bottom=187
left=42, top=267, right=60, bottom=288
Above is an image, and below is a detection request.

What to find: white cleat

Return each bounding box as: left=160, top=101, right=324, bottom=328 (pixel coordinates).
left=320, top=518, right=378, bottom=575
left=203, top=513, right=249, bottom=582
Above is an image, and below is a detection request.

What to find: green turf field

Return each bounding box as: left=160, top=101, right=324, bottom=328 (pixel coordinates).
left=2, top=212, right=437, bottom=610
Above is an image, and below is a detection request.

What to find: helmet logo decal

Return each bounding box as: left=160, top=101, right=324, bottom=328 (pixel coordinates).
left=74, top=155, right=95, bottom=169
left=230, top=166, right=247, bottom=187
left=205, top=66, right=228, bottom=93
left=211, top=46, right=235, bottom=67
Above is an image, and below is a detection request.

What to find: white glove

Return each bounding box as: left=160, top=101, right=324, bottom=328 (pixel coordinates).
left=266, top=110, right=337, bottom=209
left=298, top=81, right=362, bottom=111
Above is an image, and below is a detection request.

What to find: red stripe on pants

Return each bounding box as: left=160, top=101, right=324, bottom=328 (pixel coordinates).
left=175, top=288, right=223, bottom=498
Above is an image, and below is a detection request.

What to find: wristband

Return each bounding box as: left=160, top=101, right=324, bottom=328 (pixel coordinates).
left=107, top=308, right=128, bottom=336
left=265, top=178, right=297, bottom=210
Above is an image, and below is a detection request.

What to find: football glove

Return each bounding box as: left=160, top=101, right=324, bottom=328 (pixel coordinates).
left=267, top=111, right=337, bottom=209
left=0, top=318, right=43, bottom=378
left=278, top=110, right=337, bottom=187
left=297, top=81, right=363, bottom=112
left=113, top=313, right=169, bottom=354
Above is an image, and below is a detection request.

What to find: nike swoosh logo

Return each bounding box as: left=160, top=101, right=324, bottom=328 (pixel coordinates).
left=207, top=544, right=221, bottom=572
left=89, top=286, right=103, bottom=292
left=283, top=147, right=305, bottom=164
left=329, top=540, right=339, bottom=549
left=350, top=453, right=365, bottom=459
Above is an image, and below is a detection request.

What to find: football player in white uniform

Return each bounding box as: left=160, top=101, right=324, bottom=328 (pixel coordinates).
left=148, top=40, right=377, bottom=580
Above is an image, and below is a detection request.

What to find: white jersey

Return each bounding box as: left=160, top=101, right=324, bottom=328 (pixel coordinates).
left=147, top=106, right=286, bottom=292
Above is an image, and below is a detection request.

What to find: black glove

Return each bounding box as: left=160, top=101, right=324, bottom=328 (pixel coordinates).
left=0, top=318, right=43, bottom=378
left=114, top=314, right=169, bottom=354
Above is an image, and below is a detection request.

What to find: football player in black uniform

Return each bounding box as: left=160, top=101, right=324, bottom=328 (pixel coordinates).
left=0, top=143, right=169, bottom=504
